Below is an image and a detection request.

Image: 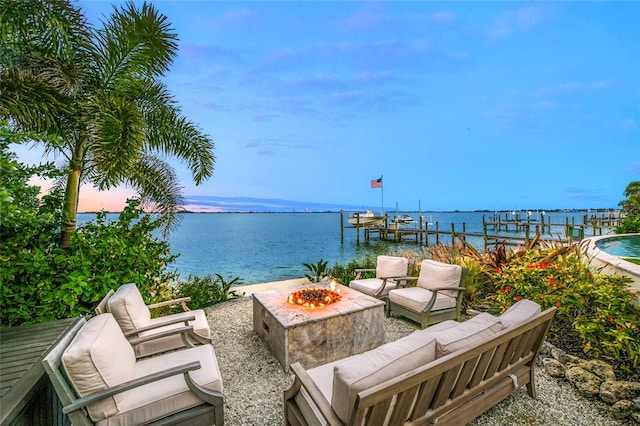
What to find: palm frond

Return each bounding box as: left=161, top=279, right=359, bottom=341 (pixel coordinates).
left=119, top=78, right=215, bottom=185
left=87, top=96, right=146, bottom=189
left=0, top=67, right=69, bottom=133
left=94, top=1, right=178, bottom=90
left=0, top=0, right=92, bottom=63
left=125, top=154, right=184, bottom=235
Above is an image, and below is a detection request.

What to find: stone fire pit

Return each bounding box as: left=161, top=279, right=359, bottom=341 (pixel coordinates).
left=252, top=283, right=385, bottom=372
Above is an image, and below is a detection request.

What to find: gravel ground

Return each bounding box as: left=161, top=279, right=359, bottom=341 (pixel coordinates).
left=206, top=297, right=630, bottom=426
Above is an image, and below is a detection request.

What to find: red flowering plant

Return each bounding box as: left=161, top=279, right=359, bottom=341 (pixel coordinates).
left=492, top=250, right=639, bottom=368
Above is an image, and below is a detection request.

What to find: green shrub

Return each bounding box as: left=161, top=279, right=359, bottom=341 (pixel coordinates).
left=615, top=215, right=640, bottom=233
left=491, top=251, right=639, bottom=367
left=457, top=257, right=494, bottom=311
left=0, top=198, right=178, bottom=326
left=174, top=274, right=244, bottom=310
left=1, top=138, right=180, bottom=326
left=327, top=255, right=378, bottom=285
left=302, top=259, right=329, bottom=283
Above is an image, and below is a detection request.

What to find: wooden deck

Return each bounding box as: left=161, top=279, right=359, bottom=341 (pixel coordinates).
left=1, top=317, right=81, bottom=426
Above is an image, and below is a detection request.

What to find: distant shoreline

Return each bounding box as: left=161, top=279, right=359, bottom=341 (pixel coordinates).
left=78, top=208, right=622, bottom=215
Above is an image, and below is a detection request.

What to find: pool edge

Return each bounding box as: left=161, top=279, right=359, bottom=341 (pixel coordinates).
left=583, top=233, right=640, bottom=303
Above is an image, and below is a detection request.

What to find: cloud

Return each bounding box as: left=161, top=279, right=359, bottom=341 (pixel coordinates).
left=534, top=80, right=614, bottom=97
left=624, top=163, right=640, bottom=174
left=489, top=79, right=617, bottom=134
left=490, top=6, right=550, bottom=38
left=621, top=119, right=638, bottom=131
left=563, top=187, right=607, bottom=202
left=240, top=137, right=314, bottom=156
left=183, top=195, right=352, bottom=212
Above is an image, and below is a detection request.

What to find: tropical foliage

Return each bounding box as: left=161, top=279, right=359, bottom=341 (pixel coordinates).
left=0, top=0, right=215, bottom=246
left=0, top=141, right=177, bottom=326
left=302, top=259, right=329, bottom=283
left=616, top=181, right=640, bottom=233
left=492, top=252, right=638, bottom=367
left=174, top=274, right=244, bottom=311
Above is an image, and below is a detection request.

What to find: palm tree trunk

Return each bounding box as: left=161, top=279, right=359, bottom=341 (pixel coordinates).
left=60, top=163, right=81, bottom=248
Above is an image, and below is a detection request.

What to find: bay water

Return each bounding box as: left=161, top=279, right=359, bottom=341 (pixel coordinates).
left=78, top=210, right=602, bottom=285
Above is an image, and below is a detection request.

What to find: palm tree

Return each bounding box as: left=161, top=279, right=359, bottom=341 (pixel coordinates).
left=0, top=0, right=215, bottom=247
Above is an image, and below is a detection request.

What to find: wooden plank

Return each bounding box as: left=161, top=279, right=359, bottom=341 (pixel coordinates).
left=0, top=317, right=81, bottom=426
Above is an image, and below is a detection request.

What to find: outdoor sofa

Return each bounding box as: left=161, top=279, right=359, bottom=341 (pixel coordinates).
left=284, top=299, right=555, bottom=426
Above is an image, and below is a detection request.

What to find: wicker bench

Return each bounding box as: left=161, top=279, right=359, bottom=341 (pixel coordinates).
left=284, top=300, right=556, bottom=426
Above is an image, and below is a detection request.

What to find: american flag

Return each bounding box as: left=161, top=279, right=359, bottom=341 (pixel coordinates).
left=370, top=177, right=382, bottom=188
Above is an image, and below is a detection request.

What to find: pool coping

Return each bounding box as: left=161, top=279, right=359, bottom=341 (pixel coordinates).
left=583, top=233, right=640, bottom=301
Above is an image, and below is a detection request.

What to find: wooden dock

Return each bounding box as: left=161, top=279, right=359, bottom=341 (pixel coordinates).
left=0, top=317, right=80, bottom=426
left=483, top=212, right=621, bottom=236
left=340, top=211, right=621, bottom=249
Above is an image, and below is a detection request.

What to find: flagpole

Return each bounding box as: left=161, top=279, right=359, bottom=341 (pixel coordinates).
left=381, top=174, right=384, bottom=215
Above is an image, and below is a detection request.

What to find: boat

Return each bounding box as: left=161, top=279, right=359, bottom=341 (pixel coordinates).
left=348, top=210, right=385, bottom=227
left=392, top=214, right=414, bottom=225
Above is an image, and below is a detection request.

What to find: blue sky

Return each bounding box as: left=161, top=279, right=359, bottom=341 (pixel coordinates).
left=14, top=1, right=640, bottom=212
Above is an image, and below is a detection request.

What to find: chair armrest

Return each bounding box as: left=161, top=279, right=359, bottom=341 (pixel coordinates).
left=393, top=276, right=417, bottom=288
left=420, top=287, right=465, bottom=314
left=62, top=361, right=202, bottom=414
left=148, top=297, right=192, bottom=312
left=128, top=325, right=195, bottom=348
left=369, top=276, right=409, bottom=297
left=123, top=315, right=196, bottom=337
left=429, top=286, right=465, bottom=292
left=353, top=268, right=375, bottom=280
left=289, top=363, right=344, bottom=425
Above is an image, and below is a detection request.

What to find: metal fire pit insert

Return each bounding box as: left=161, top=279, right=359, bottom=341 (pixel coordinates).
left=252, top=283, right=385, bottom=372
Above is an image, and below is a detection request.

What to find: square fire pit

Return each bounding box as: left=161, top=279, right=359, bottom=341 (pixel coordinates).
left=252, top=283, right=385, bottom=372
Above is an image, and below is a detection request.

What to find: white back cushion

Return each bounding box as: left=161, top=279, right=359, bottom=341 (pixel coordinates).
left=498, top=299, right=541, bottom=329
left=331, top=320, right=458, bottom=423
left=376, top=255, right=408, bottom=278
left=62, top=313, right=136, bottom=421
left=432, top=313, right=501, bottom=357
left=108, top=283, right=151, bottom=331
left=417, top=260, right=462, bottom=297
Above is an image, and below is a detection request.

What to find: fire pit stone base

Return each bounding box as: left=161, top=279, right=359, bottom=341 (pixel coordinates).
left=252, top=283, right=385, bottom=372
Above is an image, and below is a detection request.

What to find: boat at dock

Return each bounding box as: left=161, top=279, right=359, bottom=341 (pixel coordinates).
left=348, top=210, right=385, bottom=227
left=392, top=214, right=414, bottom=225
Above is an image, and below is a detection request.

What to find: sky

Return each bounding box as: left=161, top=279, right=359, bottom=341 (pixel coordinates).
left=12, top=0, right=640, bottom=213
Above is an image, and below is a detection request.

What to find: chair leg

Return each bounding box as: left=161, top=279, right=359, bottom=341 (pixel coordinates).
left=215, top=402, right=224, bottom=425
left=420, top=312, right=430, bottom=329
left=382, top=296, right=390, bottom=317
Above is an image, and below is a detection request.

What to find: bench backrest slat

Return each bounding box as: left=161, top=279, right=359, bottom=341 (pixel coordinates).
left=451, top=355, right=481, bottom=398
left=391, top=386, right=420, bottom=426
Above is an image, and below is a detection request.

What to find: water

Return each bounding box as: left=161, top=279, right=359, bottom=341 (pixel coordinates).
left=77, top=210, right=608, bottom=285
left=596, top=235, right=640, bottom=258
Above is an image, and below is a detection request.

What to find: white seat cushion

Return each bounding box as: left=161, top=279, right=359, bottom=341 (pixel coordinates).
left=388, top=287, right=457, bottom=313
left=331, top=320, right=458, bottom=423
left=431, top=313, right=502, bottom=357
left=498, top=299, right=541, bottom=329
left=416, top=260, right=463, bottom=297
left=376, top=255, right=409, bottom=278
left=97, top=344, right=223, bottom=426
left=349, top=278, right=397, bottom=297
left=61, top=314, right=136, bottom=421
left=133, top=309, right=211, bottom=357
left=107, top=283, right=151, bottom=331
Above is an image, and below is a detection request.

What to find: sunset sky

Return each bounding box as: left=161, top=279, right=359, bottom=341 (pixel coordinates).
left=13, top=0, right=640, bottom=213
